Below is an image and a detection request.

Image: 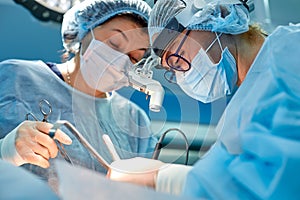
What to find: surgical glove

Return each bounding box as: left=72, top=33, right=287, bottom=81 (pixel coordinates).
left=107, top=157, right=166, bottom=188
left=1, top=121, right=72, bottom=168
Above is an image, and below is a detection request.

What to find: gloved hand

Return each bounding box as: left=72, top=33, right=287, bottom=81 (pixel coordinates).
left=107, top=157, right=166, bottom=188
left=1, top=120, right=72, bottom=168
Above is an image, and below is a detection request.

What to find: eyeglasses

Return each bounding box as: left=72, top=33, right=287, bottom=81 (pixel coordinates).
left=163, top=30, right=191, bottom=83
left=166, top=30, right=191, bottom=72
left=164, top=69, right=177, bottom=84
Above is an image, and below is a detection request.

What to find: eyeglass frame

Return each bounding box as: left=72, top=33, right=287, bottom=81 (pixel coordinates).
left=166, top=30, right=192, bottom=72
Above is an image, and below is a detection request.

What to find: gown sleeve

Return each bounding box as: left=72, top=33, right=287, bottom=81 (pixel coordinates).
left=183, top=24, right=300, bottom=199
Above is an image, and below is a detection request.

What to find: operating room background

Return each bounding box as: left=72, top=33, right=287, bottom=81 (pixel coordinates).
left=1, top=0, right=300, bottom=165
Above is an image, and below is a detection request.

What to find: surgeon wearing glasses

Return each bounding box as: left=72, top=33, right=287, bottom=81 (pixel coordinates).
left=108, top=0, right=300, bottom=199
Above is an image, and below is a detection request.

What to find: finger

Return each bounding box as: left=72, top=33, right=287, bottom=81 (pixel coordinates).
left=31, top=142, right=52, bottom=160
left=34, top=121, right=53, bottom=133
left=20, top=149, right=50, bottom=168
left=35, top=122, right=72, bottom=145
left=34, top=132, right=58, bottom=158
left=51, top=129, right=72, bottom=145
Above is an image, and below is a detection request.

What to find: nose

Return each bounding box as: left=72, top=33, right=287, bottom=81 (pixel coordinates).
left=160, top=55, right=171, bottom=71
left=162, top=62, right=172, bottom=71
left=127, top=50, right=144, bottom=64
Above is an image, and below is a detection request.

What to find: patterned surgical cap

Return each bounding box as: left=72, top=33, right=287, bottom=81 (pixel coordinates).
left=62, top=0, right=151, bottom=53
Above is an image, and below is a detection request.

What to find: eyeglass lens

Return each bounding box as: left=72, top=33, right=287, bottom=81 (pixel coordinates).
left=164, top=70, right=177, bottom=83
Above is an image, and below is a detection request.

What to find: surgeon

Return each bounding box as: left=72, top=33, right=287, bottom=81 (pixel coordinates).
left=107, top=0, right=300, bottom=199
left=0, top=0, right=156, bottom=192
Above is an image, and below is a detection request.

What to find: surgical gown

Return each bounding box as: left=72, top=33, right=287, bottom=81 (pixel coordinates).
left=0, top=160, right=59, bottom=199
left=183, top=24, right=300, bottom=199
left=0, top=59, right=157, bottom=191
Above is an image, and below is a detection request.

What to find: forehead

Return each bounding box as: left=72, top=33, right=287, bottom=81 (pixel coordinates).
left=152, top=30, right=187, bottom=58
left=96, top=16, right=149, bottom=47
left=113, top=16, right=147, bottom=32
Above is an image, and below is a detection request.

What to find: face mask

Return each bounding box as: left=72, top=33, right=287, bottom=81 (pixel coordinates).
left=80, top=30, right=131, bottom=92
left=176, top=33, right=237, bottom=103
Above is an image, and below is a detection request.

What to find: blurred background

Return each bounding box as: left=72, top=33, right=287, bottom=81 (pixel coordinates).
left=1, top=0, right=299, bottom=164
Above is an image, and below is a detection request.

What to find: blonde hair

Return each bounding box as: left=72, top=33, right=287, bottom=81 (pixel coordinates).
left=239, top=23, right=268, bottom=45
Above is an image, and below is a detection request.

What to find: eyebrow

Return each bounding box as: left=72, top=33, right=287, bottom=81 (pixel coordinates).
left=112, top=28, right=129, bottom=42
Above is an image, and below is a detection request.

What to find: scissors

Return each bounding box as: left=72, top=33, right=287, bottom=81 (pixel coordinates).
left=25, top=99, right=73, bottom=165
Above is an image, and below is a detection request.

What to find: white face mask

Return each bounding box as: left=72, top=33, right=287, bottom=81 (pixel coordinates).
left=80, top=30, right=131, bottom=92
left=176, top=33, right=237, bottom=103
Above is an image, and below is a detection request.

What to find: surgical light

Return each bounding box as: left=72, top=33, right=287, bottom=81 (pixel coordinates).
left=13, top=0, right=154, bottom=23
left=13, top=0, right=84, bottom=23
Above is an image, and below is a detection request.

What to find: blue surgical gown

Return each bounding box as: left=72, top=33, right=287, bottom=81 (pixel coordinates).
left=183, top=24, right=300, bottom=199
left=0, top=59, right=157, bottom=191
left=0, top=160, right=59, bottom=199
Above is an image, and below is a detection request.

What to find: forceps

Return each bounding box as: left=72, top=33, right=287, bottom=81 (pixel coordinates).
left=25, top=99, right=73, bottom=165
left=26, top=99, right=52, bottom=122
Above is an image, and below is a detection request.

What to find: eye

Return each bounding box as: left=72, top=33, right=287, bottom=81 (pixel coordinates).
left=108, top=35, right=123, bottom=51
left=108, top=40, right=120, bottom=51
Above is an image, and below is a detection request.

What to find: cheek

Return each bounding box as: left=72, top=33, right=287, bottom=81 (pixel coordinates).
left=185, top=43, right=201, bottom=62
left=160, top=54, right=170, bottom=69
left=207, top=49, right=222, bottom=64
left=80, top=35, right=93, bottom=55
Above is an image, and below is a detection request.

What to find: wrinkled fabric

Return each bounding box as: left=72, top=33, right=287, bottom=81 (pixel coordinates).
left=149, top=0, right=249, bottom=45
left=176, top=47, right=237, bottom=103
left=0, top=160, right=59, bottom=199
left=62, top=0, right=151, bottom=53
left=187, top=4, right=249, bottom=34
left=0, top=59, right=156, bottom=192
left=183, top=24, right=300, bottom=199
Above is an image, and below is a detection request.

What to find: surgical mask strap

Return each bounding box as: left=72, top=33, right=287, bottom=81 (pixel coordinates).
left=90, top=29, right=95, bottom=39
left=80, top=29, right=95, bottom=56
left=216, top=32, right=224, bottom=51
left=205, top=32, right=223, bottom=53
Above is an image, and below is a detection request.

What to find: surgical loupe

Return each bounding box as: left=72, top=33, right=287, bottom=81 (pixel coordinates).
left=128, top=50, right=165, bottom=112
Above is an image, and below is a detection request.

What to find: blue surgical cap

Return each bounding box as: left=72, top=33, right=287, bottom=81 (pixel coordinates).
left=149, top=0, right=250, bottom=46
left=62, top=0, right=151, bottom=53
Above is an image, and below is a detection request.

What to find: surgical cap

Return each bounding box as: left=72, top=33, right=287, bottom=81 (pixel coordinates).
left=62, top=0, right=151, bottom=53
left=149, top=0, right=250, bottom=45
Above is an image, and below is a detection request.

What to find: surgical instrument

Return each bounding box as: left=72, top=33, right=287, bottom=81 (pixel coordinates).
left=48, top=120, right=110, bottom=170
left=129, top=52, right=165, bottom=112
left=25, top=99, right=73, bottom=165
left=152, top=128, right=190, bottom=165
left=25, top=99, right=52, bottom=122
left=102, top=134, right=121, bottom=161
